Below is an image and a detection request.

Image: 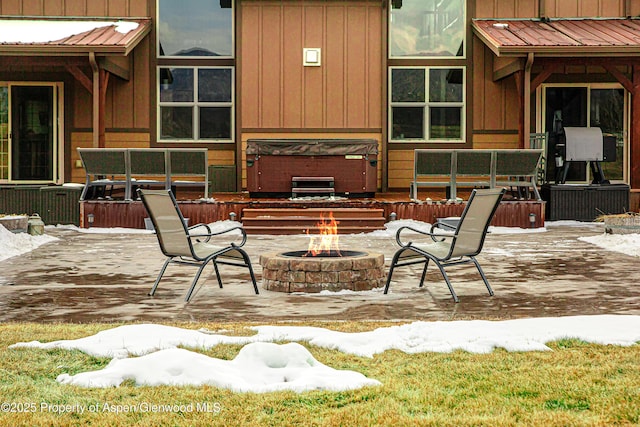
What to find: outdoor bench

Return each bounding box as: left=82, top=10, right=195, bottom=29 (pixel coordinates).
left=410, top=148, right=543, bottom=201
left=78, top=148, right=208, bottom=201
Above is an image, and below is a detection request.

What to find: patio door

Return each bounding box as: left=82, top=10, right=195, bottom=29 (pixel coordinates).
left=541, top=84, right=626, bottom=183
left=0, top=83, right=62, bottom=183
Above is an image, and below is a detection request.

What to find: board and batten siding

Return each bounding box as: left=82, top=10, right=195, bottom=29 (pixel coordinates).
left=0, top=0, right=149, bottom=17
left=475, top=0, right=632, bottom=19
left=240, top=0, right=383, bottom=131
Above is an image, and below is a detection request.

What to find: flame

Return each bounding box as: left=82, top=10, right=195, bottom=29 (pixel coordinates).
left=306, top=212, right=340, bottom=256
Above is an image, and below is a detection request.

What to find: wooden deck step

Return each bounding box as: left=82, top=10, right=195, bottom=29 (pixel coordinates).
left=242, top=208, right=384, bottom=218
left=291, top=176, right=335, bottom=197
left=241, top=207, right=387, bottom=235
left=242, top=225, right=384, bottom=235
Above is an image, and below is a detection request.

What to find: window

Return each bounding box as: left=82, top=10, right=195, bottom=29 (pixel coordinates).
left=158, top=67, right=233, bottom=141
left=389, top=0, right=465, bottom=58
left=157, top=0, right=235, bottom=143
left=390, top=67, right=465, bottom=142
left=158, top=0, right=233, bottom=57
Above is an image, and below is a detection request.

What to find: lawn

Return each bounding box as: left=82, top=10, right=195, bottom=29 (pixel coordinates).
left=1, top=322, right=638, bottom=426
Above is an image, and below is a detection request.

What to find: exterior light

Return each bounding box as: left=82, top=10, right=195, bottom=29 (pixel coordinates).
left=87, top=213, right=95, bottom=228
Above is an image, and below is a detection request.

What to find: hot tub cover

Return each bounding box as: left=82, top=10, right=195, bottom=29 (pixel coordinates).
left=246, top=139, right=378, bottom=156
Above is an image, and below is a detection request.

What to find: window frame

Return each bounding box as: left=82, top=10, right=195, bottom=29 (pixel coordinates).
left=156, top=0, right=235, bottom=60
left=388, top=66, right=466, bottom=143
left=388, top=0, right=467, bottom=60
left=157, top=66, right=235, bottom=143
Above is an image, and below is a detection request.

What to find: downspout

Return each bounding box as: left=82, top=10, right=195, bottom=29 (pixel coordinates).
left=89, top=51, right=100, bottom=148
left=524, top=52, right=534, bottom=148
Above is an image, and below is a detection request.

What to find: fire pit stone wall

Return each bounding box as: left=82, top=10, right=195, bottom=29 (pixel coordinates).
left=259, top=252, right=385, bottom=293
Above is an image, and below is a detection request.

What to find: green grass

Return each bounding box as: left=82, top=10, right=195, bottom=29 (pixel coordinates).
left=0, top=322, right=639, bottom=426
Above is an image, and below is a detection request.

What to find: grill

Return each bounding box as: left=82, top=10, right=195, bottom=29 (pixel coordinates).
left=556, top=127, right=615, bottom=184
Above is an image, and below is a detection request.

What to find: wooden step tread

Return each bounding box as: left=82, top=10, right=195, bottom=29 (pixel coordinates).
left=292, top=187, right=335, bottom=193
left=242, top=208, right=385, bottom=218
left=292, top=176, right=334, bottom=182
left=243, top=225, right=386, bottom=235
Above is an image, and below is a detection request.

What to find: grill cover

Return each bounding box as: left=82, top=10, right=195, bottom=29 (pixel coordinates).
left=563, top=127, right=603, bottom=161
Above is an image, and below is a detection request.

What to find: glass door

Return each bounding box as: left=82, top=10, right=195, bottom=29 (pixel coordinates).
left=11, top=85, right=55, bottom=181
left=542, top=85, right=626, bottom=183
left=0, top=87, right=7, bottom=180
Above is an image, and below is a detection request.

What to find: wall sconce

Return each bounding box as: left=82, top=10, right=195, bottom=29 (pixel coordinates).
left=303, top=48, right=321, bottom=67
left=87, top=213, right=95, bottom=228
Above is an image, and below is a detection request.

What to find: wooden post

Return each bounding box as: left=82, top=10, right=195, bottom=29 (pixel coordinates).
left=632, top=66, right=640, bottom=189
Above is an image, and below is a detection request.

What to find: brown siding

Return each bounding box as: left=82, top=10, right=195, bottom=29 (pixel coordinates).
left=475, top=0, right=629, bottom=19
left=475, top=0, right=539, bottom=18
left=544, top=0, right=625, bottom=17
left=0, top=0, right=148, bottom=17
left=241, top=0, right=382, bottom=131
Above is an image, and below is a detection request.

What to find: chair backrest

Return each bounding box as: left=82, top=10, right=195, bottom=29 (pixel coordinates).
left=168, top=149, right=207, bottom=176
left=449, top=188, right=505, bottom=258
left=414, top=150, right=453, bottom=176
left=78, top=148, right=128, bottom=176
left=494, top=149, right=543, bottom=178
left=138, top=189, right=193, bottom=258
left=455, top=150, right=493, bottom=175
left=129, top=149, right=168, bottom=177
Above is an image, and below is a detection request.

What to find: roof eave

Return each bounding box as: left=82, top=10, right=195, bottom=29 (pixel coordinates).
left=495, top=45, right=640, bottom=57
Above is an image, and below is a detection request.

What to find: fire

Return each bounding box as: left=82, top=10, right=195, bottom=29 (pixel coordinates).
left=306, top=212, right=340, bottom=256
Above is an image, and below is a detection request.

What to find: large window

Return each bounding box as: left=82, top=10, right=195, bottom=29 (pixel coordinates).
left=157, top=0, right=234, bottom=143
left=390, top=67, right=465, bottom=142
left=389, top=0, right=465, bottom=58
left=159, top=67, right=233, bottom=141
left=158, top=0, right=233, bottom=57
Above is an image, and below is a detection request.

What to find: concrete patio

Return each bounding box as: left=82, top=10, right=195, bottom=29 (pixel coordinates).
left=0, top=222, right=637, bottom=323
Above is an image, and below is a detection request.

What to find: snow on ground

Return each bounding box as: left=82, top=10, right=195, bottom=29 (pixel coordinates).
left=0, top=224, right=58, bottom=262
left=579, top=233, right=640, bottom=258
left=11, top=315, right=640, bottom=390
left=55, top=343, right=381, bottom=391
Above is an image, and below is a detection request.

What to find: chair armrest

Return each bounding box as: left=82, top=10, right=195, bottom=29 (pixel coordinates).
left=188, top=223, right=212, bottom=243
left=189, top=226, right=248, bottom=247
left=395, top=225, right=451, bottom=247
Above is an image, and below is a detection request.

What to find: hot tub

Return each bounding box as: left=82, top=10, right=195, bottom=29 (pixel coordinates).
left=246, top=139, right=378, bottom=197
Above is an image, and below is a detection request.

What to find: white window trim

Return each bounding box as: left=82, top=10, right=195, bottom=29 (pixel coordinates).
left=389, top=66, right=466, bottom=143
left=388, top=0, right=467, bottom=60
left=157, top=66, right=235, bottom=143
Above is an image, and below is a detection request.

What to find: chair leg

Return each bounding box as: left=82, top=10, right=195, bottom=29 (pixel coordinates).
left=184, top=262, right=209, bottom=302
left=149, top=257, right=172, bottom=296
left=418, top=259, right=429, bottom=288
left=471, top=256, right=494, bottom=296
left=212, top=261, right=224, bottom=288
left=237, top=248, right=259, bottom=294
left=384, top=251, right=403, bottom=294
left=431, top=259, right=459, bottom=303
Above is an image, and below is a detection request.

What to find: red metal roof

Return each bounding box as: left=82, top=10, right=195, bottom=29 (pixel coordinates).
left=0, top=17, right=151, bottom=56
left=472, top=18, right=640, bottom=57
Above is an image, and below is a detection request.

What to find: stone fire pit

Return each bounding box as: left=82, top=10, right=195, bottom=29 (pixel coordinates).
left=259, top=250, right=385, bottom=293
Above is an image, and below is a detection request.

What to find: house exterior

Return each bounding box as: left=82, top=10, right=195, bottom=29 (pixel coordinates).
left=1, top=0, right=639, bottom=209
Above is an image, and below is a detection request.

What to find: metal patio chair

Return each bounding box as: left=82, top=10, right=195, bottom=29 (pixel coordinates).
left=138, top=189, right=259, bottom=302
left=384, top=188, right=505, bottom=302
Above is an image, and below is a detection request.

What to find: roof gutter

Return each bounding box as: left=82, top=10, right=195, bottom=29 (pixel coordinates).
left=89, top=51, right=99, bottom=148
